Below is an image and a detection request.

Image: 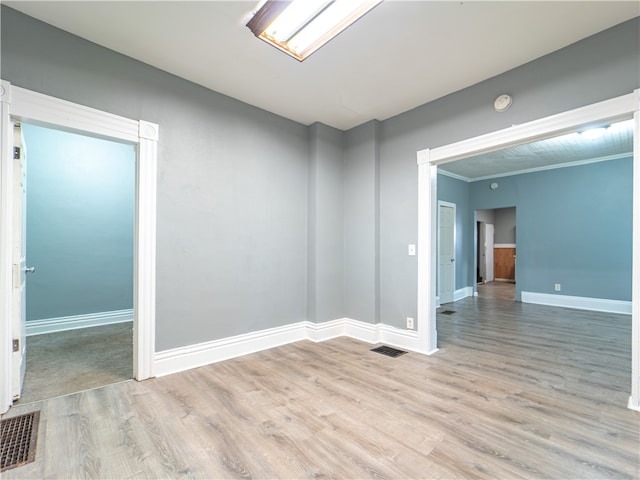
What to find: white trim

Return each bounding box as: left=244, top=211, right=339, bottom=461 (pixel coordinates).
left=154, top=318, right=422, bottom=378
left=155, top=321, right=310, bottom=377
left=468, top=152, right=632, bottom=183
left=422, top=93, right=637, bottom=166
left=521, top=292, right=631, bottom=315
left=437, top=168, right=469, bottom=182
left=417, top=90, right=640, bottom=411
left=440, top=151, right=632, bottom=183
left=454, top=287, right=474, bottom=302
left=417, top=151, right=439, bottom=355
left=494, top=243, right=516, bottom=248
left=26, top=309, right=133, bottom=336
left=631, top=91, right=640, bottom=411
left=0, top=81, right=13, bottom=413
left=0, top=81, right=157, bottom=413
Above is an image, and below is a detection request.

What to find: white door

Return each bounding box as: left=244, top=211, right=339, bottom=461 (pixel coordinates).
left=438, top=203, right=455, bottom=304
left=485, top=223, right=495, bottom=283
left=11, top=123, right=30, bottom=400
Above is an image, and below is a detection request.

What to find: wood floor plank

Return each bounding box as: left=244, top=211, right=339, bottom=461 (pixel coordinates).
left=3, top=295, right=639, bottom=479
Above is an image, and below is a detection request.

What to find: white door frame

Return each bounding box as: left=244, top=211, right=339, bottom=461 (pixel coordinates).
left=0, top=80, right=158, bottom=413
left=437, top=201, right=456, bottom=305
left=417, top=90, right=640, bottom=411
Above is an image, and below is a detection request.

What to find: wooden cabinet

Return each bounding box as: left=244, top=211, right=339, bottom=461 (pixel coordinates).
left=494, top=247, right=515, bottom=281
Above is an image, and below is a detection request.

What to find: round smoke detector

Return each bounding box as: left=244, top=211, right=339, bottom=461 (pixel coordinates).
left=494, top=94, right=512, bottom=112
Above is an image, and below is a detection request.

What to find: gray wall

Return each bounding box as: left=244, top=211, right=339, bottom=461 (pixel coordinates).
left=471, top=158, right=632, bottom=301
left=494, top=207, right=516, bottom=244
left=343, top=121, right=380, bottom=323
left=476, top=209, right=495, bottom=225
left=1, top=6, right=310, bottom=350
left=2, top=6, right=638, bottom=344
left=308, top=123, right=344, bottom=323
left=22, top=123, right=135, bottom=321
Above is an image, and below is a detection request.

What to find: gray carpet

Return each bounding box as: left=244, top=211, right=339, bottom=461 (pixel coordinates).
left=16, top=322, right=132, bottom=404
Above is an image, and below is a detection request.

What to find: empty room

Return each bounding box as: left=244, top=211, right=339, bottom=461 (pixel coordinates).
left=1, top=2, right=639, bottom=478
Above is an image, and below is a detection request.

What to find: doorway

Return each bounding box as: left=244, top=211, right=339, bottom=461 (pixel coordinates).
left=1, top=81, right=158, bottom=413
left=17, top=123, right=135, bottom=403
left=476, top=207, right=516, bottom=300
left=416, top=91, right=639, bottom=410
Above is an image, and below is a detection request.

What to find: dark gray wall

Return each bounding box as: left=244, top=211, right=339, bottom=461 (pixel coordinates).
left=308, top=123, right=344, bottom=323
left=343, top=121, right=380, bottom=323
left=378, top=17, right=639, bottom=328
left=471, top=158, right=633, bottom=301
left=23, top=123, right=135, bottom=321
left=1, top=6, right=310, bottom=350
left=494, top=207, right=516, bottom=244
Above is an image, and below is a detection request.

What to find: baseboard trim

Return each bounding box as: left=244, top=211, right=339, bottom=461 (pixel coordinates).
left=628, top=396, right=640, bottom=412
left=454, top=287, right=474, bottom=301
left=521, top=292, right=631, bottom=315
left=155, top=321, right=309, bottom=377
left=26, top=309, right=133, bottom=336
left=155, top=318, right=422, bottom=377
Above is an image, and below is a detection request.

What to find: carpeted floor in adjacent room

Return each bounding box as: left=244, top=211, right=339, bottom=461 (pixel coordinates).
left=16, top=322, right=132, bottom=404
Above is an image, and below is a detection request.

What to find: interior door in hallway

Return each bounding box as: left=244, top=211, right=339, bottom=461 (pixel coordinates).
left=438, top=203, right=455, bottom=304
left=485, top=223, right=495, bottom=282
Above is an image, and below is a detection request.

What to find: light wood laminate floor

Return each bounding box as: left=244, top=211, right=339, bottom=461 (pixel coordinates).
left=3, top=297, right=638, bottom=479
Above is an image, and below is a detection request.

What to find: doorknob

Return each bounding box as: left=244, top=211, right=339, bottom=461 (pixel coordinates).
left=23, top=266, right=35, bottom=274
left=450, top=258, right=455, bottom=262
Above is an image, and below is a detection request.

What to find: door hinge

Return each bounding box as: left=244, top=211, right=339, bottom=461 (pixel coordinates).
left=13, top=146, right=20, bottom=160
left=12, top=338, right=19, bottom=352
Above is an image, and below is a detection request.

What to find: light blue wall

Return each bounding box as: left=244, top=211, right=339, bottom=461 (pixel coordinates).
left=437, top=174, right=472, bottom=291
left=470, top=158, right=633, bottom=301
left=22, top=124, right=135, bottom=320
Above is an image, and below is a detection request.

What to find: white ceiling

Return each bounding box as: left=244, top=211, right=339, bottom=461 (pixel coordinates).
left=5, top=1, right=639, bottom=131
left=439, top=119, right=635, bottom=181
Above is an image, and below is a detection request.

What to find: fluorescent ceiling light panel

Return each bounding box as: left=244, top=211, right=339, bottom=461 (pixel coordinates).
left=247, top=0, right=382, bottom=61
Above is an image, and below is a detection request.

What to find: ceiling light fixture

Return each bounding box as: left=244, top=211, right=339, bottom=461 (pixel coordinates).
left=578, top=125, right=609, bottom=140
left=246, top=0, right=382, bottom=61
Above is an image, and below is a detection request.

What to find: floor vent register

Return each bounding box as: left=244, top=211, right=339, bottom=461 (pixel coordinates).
left=1, top=411, right=40, bottom=472
left=371, top=345, right=408, bottom=358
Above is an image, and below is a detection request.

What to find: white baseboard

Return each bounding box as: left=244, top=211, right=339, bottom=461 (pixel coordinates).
left=154, top=318, right=422, bottom=378
left=26, top=309, right=133, bottom=336
left=628, top=396, right=640, bottom=412
left=155, top=321, right=309, bottom=377
left=521, top=292, right=631, bottom=315
left=436, top=287, right=473, bottom=307
left=454, top=287, right=474, bottom=301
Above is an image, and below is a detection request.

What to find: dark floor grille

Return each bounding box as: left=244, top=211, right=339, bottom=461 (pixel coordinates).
left=1, top=411, right=40, bottom=472
left=440, top=310, right=456, bottom=315
left=371, top=345, right=408, bottom=358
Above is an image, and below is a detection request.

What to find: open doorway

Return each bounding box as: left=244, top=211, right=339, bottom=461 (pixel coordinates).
left=476, top=207, right=516, bottom=300
left=418, top=92, right=638, bottom=410
left=16, top=123, right=135, bottom=403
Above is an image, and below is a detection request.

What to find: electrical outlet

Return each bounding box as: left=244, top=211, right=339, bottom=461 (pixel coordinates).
left=554, top=283, right=561, bottom=291
left=406, top=317, right=414, bottom=329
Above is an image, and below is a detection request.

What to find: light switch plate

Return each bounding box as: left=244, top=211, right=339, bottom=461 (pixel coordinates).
left=408, top=244, right=416, bottom=256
